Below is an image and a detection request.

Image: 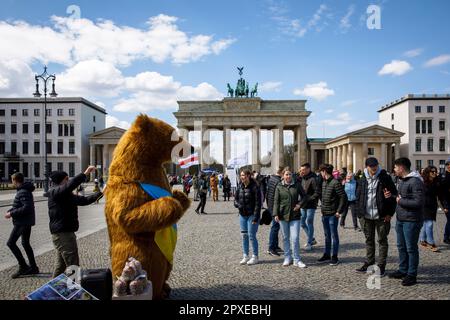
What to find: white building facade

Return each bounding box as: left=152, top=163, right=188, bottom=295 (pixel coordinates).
left=378, top=94, right=450, bottom=173
left=0, top=98, right=106, bottom=181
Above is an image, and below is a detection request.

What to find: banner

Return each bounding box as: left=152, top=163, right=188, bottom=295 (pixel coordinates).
left=227, top=151, right=249, bottom=167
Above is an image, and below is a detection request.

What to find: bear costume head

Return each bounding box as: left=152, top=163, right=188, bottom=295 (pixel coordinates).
left=105, top=114, right=191, bottom=300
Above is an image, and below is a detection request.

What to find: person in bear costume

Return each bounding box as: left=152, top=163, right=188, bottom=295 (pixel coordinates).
left=105, top=114, right=191, bottom=300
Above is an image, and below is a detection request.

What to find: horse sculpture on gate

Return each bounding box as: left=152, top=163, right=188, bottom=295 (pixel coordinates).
left=227, top=83, right=234, bottom=97
left=251, top=83, right=258, bottom=97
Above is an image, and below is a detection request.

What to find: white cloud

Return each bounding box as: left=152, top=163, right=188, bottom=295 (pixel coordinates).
left=125, top=72, right=179, bottom=93
left=0, top=14, right=235, bottom=67
left=293, top=81, right=335, bottom=101
left=57, top=60, right=124, bottom=97
left=378, top=60, right=413, bottom=76
left=424, top=54, right=450, bottom=68
left=404, top=48, right=423, bottom=58
left=106, top=115, right=131, bottom=130
left=325, top=109, right=334, bottom=113
left=340, top=5, right=355, bottom=32
left=0, top=60, right=34, bottom=97
left=341, top=99, right=358, bottom=107
left=321, top=112, right=351, bottom=126
left=259, top=81, right=282, bottom=92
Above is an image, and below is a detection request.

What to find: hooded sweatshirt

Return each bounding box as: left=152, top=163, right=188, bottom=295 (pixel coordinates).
left=364, top=167, right=382, bottom=220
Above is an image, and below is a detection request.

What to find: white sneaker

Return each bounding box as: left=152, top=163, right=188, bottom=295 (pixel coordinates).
left=296, top=260, right=307, bottom=268
left=304, top=245, right=312, bottom=251
left=247, top=255, right=259, bottom=265
left=282, top=258, right=292, bottom=266
left=240, top=255, right=250, bottom=265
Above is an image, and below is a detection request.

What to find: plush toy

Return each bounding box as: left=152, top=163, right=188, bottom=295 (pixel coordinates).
left=105, top=114, right=191, bottom=300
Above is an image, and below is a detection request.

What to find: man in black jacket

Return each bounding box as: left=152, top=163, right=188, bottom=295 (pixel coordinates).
left=5, top=173, right=39, bottom=278
left=299, top=163, right=321, bottom=251
left=354, top=157, right=397, bottom=277
left=265, top=167, right=283, bottom=256
left=234, top=169, right=261, bottom=265
left=46, top=166, right=101, bottom=278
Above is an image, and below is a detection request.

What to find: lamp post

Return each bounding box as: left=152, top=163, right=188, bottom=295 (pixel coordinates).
left=33, top=66, right=57, bottom=192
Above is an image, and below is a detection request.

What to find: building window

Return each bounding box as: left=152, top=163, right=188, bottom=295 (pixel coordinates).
left=46, top=162, right=52, bottom=174
left=34, top=109, right=40, bottom=117
left=415, top=139, right=422, bottom=152
left=11, top=109, right=17, bottom=116
left=58, top=124, right=63, bottom=136
left=415, top=106, right=421, bottom=113
left=428, top=119, right=433, bottom=134
left=428, top=160, right=434, bottom=166
left=439, top=105, right=445, bottom=113
left=22, top=141, right=28, bottom=155
left=427, top=106, right=433, bottom=113
left=23, top=162, right=28, bottom=178
left=93, top=126, right=96, bottom=133
left=22, top=109, right=28, bottom=117
left=427, top=138, right=434, bottom=152
left=34, top=141, right=40, bottom=154
left=93, top=115, right=96, bottom=123
left=440, top=160, right=446, bottom=174
left=34, top=123, right=40, bottom=134
left=0, top=110, right=5, bottom=116
left=69, top=162, right=75, bottom=177
left=421, top=120, right=426, bottom=134
left=0, top=142, right=4, bottom=154
left=11, top=142, right=17, bottom=154
left=46, top=141, right=52, bottom=154
left=58, top=141, right=63, bottom=154
left=69, top=141, right=75, bottom=154
left=69, top=109, right=75, bottom=116
left=416, top=160, right=422, bottom=171
left=34, top=162, right=40, bottom=178
left=440, top=120, right=445, bottom=131
left=46, top=109, right=52, bottom=117
left=22, top=123, right=28, bottom=134
left=11, top=124, right=17, bottom=134
left=0, top=124, right=4, bottom=134
left=64, top=124, right=69, bottom=136
left=57, top=162, right=63, bottom=172
left=391, top=113, right=394, bottom=120
left=57, top=109, right=63, bottom=116
left=70, top=124, right=75, bottom=136
left=416, top=120, right=420, bottom=134
left=391, top=125, right=394, bottom=130
left=368, top=148, right=375, bottom=156
left=46, top=123, right=52, bottom=134
left=440, top=139, right=445, bottom=152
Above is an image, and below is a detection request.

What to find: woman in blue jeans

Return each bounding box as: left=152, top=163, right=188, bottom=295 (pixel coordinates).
left=273, top=167, right=307, bottom=268
left=234, top=169, right=262, bottom=265
left=419, top=166, right=440, bottom=252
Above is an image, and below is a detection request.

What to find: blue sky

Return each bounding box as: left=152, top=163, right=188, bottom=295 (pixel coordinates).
left=1, top=0, right=450, bottom=161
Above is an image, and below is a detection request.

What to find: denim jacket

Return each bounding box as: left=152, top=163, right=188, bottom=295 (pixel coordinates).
left=344, top=179, right=357, bottom=202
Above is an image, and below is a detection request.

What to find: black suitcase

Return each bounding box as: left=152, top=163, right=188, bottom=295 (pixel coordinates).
left=80, top=268, right=113, bottom=300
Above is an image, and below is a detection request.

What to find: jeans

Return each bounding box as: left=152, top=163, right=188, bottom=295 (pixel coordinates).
left=362, top=218, right=390, bottom=266
left=322, top=215, right=340, bottom=256
left=7, top=225, right=37, bottom=269
left=396, top=221, right=422, bottom=277
left=280, top=219, right=301, bottom=261
left=196, top=192, right=207, bottom=213
left=445, top=212, right=450, bottom=241
left=239, top=215, right=259, bottom=257
left=268, top=215, right=280, bottom=251
left=419, top=219, right=435, bottom=245
left=341, top=201, right=358, bottom=229
left=300, top=208, right=316, bottom=246
left=52, top=232, right=79, bottom=278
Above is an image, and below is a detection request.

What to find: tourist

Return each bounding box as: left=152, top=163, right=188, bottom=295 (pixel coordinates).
left=317, top=164, right=347, bottom=266
left=341, top=172, right=359, bottom=231
left=387, top=158, right=424, bottom=286
left=354, top=157, right=397, bottom=277
left=273, top=167, right=307, bottom=268
left=195, top=173, right=208, bottom=214
left=46, top=166, right=102, bottom=278
left=192, top=174, right=199, bottom=201
left=298, top=163, right=320, bottom=251
left=5, top=173, right=39, bottom=279
left=440, top=160, right=450, bottom=245
left=419, top=166, right=440, bottom=252
left=234, top=169, right=261, bottom=265
left=210, top=173, right=219, bottom=201
left=265, top=167, right=283, bottom=256
left=222, top=175, right=232, bottom=201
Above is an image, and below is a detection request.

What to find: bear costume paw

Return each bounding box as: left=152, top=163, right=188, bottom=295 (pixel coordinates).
left=172, top=190, right=191, bottom=211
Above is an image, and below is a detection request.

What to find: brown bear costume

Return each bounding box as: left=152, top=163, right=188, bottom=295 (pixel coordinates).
left=105, top=114, right=191, bottom=300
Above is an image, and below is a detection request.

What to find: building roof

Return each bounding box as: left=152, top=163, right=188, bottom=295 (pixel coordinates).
left=0, top=97, right=107, bottom=114
left=324, top=124, right=404, bottom=145
left=378, top=94, right=450, bottom=113
left=88, top=126, right=126, bottom=138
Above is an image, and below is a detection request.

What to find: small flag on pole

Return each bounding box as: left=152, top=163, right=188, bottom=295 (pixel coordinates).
left=178, top=152, right=199, bottom=169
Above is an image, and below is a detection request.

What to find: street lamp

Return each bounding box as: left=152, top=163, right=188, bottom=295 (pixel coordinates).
left=33, top=66, right=57, bottom=192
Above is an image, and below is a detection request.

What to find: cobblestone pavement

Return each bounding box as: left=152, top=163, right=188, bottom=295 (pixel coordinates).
left=0, top=191, right=449, bottom=300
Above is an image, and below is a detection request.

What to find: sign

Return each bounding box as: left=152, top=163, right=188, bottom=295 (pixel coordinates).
left=227, top=168, right=238, bottom=188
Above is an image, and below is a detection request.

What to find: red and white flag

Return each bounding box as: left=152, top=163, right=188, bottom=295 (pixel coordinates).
left=178, top=153, right=199, bottom=169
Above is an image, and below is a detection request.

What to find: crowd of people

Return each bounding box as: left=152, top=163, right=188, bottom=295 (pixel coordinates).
left=232, top=157, right=450, bottom=287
